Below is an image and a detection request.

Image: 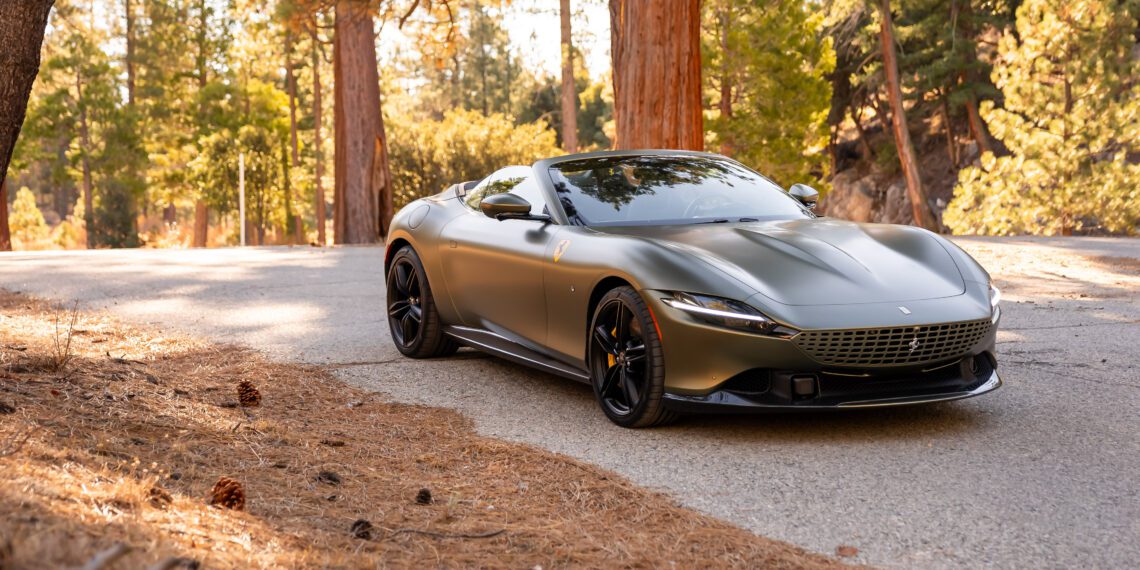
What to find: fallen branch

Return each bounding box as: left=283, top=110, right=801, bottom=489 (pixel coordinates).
left=146, top=556, right=199, bottom=570
left=390, top=528, right=505, bottom=540
left=80, top=543, right=130, bottom=570
left=0, top=425, right=37, bottom=458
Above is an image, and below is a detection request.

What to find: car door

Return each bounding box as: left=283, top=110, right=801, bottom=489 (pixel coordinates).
left=438, top=166, right=555, bottom=349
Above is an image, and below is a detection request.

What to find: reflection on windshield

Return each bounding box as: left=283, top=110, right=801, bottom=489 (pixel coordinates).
left=549, top=156, right=811, bottom=226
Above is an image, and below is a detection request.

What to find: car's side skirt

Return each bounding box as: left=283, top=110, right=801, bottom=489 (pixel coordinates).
left=443, top=325, right=591, bottom=384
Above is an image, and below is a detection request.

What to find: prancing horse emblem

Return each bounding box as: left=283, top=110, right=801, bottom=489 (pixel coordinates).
left=553, top=239, right=571, bottom=263
left=908, top=337, right=921, bottom=353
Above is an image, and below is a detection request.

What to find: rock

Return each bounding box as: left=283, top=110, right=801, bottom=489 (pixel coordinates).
left=821, top=170, right=877, bottom=222
left=878, top=180, right=914, bottom=225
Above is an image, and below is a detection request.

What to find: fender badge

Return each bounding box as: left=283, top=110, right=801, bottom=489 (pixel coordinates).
left=553, top=239, right=571, bottom=263
left=898, top=306, right=912, bottom=315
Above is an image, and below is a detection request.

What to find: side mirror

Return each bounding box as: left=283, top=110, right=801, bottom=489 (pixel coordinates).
left=789, top=184, right=819, bottom=210
left=480, top=192, right=533, bottom=219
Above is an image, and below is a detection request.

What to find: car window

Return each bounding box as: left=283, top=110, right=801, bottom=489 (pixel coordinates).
left=464, top=165, right=544, bottom=214
left=547, top=156, right=812, bottom=226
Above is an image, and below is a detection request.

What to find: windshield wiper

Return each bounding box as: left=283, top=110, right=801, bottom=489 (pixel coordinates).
left=694, top=218, right=731, bottom=224
left=738, top=217, right=760, bottom=222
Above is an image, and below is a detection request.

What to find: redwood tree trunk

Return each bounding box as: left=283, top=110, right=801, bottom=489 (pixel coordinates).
left=717, top=4, right=733, bottom=155
left=878, top=0, right=938, bottom=231
left=334, top=0, right=390, bottom=244
left=125, top=0, right=135, bottom=105
left=312, top=28, right=326, bottom=246
left=609, top=0, right=703, bottom=151
left=0, top=0, right=54, bottom=220
left=0, top=178, right=10, bottom=251
left=559, top=0, right=578, bottom=153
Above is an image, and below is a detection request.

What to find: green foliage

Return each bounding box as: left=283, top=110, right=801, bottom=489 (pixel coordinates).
left=944, top=0, right=1140, bottom=235
left=703, top=0, right=835, bottom=189
left=10, top=187, right=49, bottom=244
left=387, top=109, right=561, bottom=208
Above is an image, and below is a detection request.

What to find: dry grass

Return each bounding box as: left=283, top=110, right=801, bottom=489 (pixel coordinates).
left=0, top=290, right=845, bottom=569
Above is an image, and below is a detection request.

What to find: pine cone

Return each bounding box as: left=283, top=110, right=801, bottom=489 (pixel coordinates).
left=148, top=485, right=173, bottom=510
left=415, top=488, right=433, bottom=505
left=209, top=477, right=246, bottom=510
left=237, top=381, right=261, bottom=407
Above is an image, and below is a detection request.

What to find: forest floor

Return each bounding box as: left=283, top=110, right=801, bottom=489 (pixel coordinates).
left=0, top=290, right=845, bottom=569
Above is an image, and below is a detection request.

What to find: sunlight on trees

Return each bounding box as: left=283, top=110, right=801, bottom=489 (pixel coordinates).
left=944, top=0, right=1140, bottom=235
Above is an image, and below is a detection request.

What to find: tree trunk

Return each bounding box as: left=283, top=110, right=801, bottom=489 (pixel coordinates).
left=77, top=70, right=96, bottom=248
left=312, top=28, right=326, bottom=246
left=190, top=0, right=210, bottom=248
left=850, top=99, right=875, bottom=159
left=877, top=0, right=938, bottom=231
left=559, top=0, right=579, bottom=153
left=717, top=3, right=733, bottom=155
left=125, top=0, right=135, bottom=105
left=0, top=178, right=10, bottom=251
left=334, top=0, right=388, bottom=244
left=0, top=0, right=54, bottom=201
left=963, top=95, right=993, bottom=156
left=609, top=0, right=703, bottom=151
left=940, top=95, right=958, bottom=167
left=285, top=29, right=302, bottom=244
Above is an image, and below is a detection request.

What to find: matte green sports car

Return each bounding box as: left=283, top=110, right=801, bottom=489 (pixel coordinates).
left=384, top=150, right=1001, bottom=427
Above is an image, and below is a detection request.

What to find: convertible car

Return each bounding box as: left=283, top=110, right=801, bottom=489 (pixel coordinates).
left=384, top=150, right=1001, bottom=427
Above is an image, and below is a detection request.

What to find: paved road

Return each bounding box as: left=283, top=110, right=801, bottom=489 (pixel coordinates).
left=2, top=237, right=1137, bottom=568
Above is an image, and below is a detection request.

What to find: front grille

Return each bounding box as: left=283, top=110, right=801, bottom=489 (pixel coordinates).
left=793, top=319, right=993, bottom=367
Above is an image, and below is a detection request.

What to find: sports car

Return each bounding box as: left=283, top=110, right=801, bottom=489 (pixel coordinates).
left=384, top=150, right=1001, bottom=427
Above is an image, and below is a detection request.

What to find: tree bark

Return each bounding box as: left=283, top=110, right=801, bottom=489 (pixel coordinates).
left=877, top=0, right=938, bottom=231
left=312, top=27, right=326, bottom=246
left=559, top=0, right=579, bottom=153
left=192, top=201, right=207, bottom=246
left=609, top=0, right=703, bottom=151
left=0, top=0, right=54, bottom=209
left=717, top=3, right=733, bottom=156
left=0, top=178, right=10, bottom=251
left=963, top=96, right=993, bottom=156
left=334, top=0, right=390, bottom=243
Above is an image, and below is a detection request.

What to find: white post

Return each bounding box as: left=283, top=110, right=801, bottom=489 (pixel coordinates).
left=238, top=151, right=246, bottom=247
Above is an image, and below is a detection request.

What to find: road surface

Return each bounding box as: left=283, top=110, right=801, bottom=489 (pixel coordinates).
left=2, top=237, right=1137, bottom=568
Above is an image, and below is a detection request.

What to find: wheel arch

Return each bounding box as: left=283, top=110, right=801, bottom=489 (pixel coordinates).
left=384, top=237, right=413, bottom=276
left=587, top=276, right=635, bottom=328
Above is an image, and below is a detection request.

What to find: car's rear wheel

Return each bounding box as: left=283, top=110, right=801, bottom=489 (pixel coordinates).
left=387, top=246, right=458, bottom=358
left=588, top=286, right=675, bottom=428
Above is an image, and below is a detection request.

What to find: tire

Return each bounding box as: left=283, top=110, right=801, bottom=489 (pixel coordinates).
left=588, top=286, right=676, bottom=428
left=386, top=246, right=458, bottom=358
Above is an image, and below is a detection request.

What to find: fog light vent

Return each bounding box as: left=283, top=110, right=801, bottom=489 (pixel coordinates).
left=792, top=374, right=818, bottom=399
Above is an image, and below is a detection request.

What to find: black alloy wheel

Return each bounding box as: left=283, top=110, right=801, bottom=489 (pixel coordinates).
left=386, top=246, right=457, bottom=358
left=588, top=286, right=675, bottom=427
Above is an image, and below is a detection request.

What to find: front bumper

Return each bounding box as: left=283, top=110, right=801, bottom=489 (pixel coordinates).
left=644, top=291, right=1001, bottom=410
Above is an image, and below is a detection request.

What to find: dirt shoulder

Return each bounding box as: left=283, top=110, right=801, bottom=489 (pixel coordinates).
left=0, top=290, right=844, bottom=569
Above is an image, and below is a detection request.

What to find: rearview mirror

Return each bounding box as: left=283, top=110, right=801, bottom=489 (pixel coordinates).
left=480, top=192, right=533, bottom=219
left=788, top=184, right=819, bottom=210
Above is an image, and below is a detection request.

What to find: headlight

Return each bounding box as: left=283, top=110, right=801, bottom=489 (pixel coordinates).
left=661, top=292, right=797, bottom=337
left=989, top=283, right=1001, bottom=323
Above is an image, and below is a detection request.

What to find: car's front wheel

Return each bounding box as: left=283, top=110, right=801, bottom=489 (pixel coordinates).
left=386, top=246, right=458, bottom=358
left=588, top=286, right=675, bottom=428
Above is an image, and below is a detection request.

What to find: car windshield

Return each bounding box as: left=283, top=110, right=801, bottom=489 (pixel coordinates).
left=547, top=155, right=813, bottom=226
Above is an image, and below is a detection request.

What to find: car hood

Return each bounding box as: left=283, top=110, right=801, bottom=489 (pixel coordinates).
left=596, top=218, right=965, bottom=306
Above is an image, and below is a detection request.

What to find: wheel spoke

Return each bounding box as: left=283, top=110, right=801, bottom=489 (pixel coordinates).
left=405, top=268, right=418, bottom=296
left=593, top=326, right=618, bottom=355
left=407, top=304, right=423, bottom=323
left=614, top=303, right=627, bottom=346
left=621, top=368, right=640, bottom=407
left=389, top=300, right=410, bottom=318
left=400, top=314, right=416, bottom=344
left=394, top=263, right=411, bottom=296
left=625, top=343, right=646, bottom=363
left=599, top=365, right=621, bottom=397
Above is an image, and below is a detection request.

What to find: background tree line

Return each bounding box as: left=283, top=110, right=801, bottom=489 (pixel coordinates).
left=0, top=0, right=1136, bottom=251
